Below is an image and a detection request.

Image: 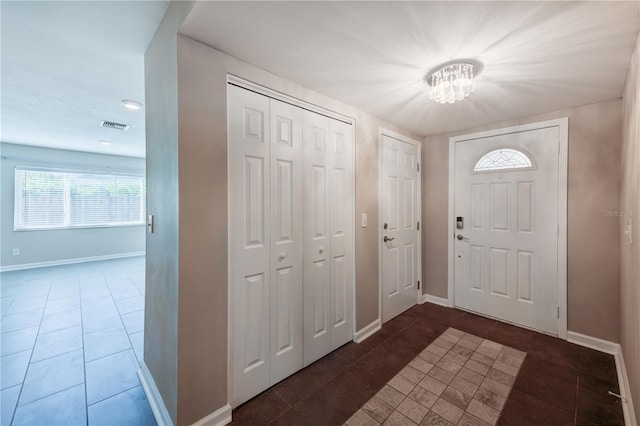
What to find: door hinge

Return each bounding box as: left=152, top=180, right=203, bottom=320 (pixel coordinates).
left=417, top=280, right=421, bottom=290
left=557, top=224, right=560, bottom=237
left=557, top=306, right=560, bottom=319
left=417, top=221, right=420, bottom=231
left=417, top=163, right=420, bottom=172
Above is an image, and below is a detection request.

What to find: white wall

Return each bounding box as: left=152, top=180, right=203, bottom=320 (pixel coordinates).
left=422, top=99, right=623, bottom=342
left=1, top=142, right=145, bottom=269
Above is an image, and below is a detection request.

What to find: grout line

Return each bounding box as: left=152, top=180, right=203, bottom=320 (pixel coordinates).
left=574, top=375, right=579, bottom=425
left=13, top=382, right=86, bottom=409
left=85, top=347, right=135, bottom=364
left=78, top=275, right=90, bottom=426
left=85, top=383, right=142, bottom=408
left=103, top=270, right=145, bottom=367
left=9, top=276, right=54, bottom=426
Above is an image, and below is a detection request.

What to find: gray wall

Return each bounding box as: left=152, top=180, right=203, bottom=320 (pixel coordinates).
left=421, top=99, right=623, bottom=343
left=173, top=34, right=421, bottom=423
left=620, top=31, right=640, bottom=421
left=0, top=142, right=145, bottom=269
left=144, top=25, right=420, bottom=423
left=143, top=2, right=194, bottom=425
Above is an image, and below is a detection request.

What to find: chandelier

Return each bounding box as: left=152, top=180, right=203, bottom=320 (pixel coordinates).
left=425, top=59, right=483, bottom=104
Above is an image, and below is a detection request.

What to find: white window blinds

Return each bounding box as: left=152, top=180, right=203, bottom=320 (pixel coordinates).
left=14, top=168, right=145, bottom=230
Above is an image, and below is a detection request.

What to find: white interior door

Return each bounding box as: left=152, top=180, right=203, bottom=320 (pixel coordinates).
left=269, top=99, right=303, bottom=385
left=454, top=127, right=559, bottom=334
left=302, top=110, right=332, bottom=366
left=381, top=135, right=419, bottom=323
left=228, top=85, right=271, bottom=404
left=302, top=110, right=354, bottom=366
left=328, top=119, right=354, bottom=351
left=229, top=83, right=354, bottom=405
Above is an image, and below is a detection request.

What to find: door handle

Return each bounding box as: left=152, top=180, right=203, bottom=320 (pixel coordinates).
left=384, top=236, right=395, bottom=243
left=456, top=235, right=469, bottom=242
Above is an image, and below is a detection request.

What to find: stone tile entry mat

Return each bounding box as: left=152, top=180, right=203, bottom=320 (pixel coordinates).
left=345, top=327, right=526, bottom=425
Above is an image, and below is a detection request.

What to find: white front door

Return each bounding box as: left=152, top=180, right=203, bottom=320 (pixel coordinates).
left=454, top=127, right=559, bottom=334
left=381, top=134, right=420, bottom=323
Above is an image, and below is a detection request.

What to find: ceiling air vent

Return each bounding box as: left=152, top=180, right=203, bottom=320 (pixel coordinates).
left=100, top=120, right=130, bottom=131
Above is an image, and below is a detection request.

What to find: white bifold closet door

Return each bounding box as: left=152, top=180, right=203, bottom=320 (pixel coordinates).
left=228, top=85, right=354, bottom=407
left=228, top=86, right=303, bottom=406
left=302, top=110, right=354, bottom=366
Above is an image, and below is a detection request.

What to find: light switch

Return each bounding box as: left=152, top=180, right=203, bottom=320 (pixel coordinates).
left=361, top=213, right=368, bottom=228
left=147, top=214, right=155, bottom=234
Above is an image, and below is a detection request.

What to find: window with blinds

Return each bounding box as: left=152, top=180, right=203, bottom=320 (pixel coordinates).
left=14, top=168, right=145, bottom=230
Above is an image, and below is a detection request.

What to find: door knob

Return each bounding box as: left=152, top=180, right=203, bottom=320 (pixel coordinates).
left=456, top=235, right=469, bottom=241
left=278, top=253, right=286, bottom=261
left=384, top=236, right=395, bottom=243
left=319, top=246, right=325, bottom=254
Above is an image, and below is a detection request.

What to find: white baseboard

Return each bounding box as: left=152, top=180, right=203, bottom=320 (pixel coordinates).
left=567, top=331, right=619, bottom=355
left=138, top=362, right=174, bottom=426
left=615, top=349, right=638, bottom=426
left=423, top=294, right=449, bottom=307
left=354, top=318, right=381, bottom=343
left=567, top=331, right=637, bottom=425
left=191, top=404, right=232, bottom=426
left=0, top=251, right=145, bottom=272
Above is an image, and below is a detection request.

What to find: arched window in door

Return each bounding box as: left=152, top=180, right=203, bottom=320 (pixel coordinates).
left=473, top=148, right=533, bottom=172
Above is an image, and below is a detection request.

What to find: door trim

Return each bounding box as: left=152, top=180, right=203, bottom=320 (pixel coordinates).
left=378, top=128, right=422, bottom=324
left=228, top=74, right=354, bottom=125
left=447, top=118, right=568, bottom=339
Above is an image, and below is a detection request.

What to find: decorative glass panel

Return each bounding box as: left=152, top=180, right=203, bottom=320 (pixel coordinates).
left=474, top=149, right=533, bottom=172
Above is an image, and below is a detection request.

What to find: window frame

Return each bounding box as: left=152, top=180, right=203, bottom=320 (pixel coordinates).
left=13, top=166, right=146, bottom=231
left=472, top=147, right=536, bottom=173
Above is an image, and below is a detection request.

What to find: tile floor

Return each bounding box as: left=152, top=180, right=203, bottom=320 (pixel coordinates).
left=231, top=303, right=625, bottom=426
left=347, top=327, right=527, bottom=425
left=0, top=256, right=155, bottom=426
left=1, top=260, right=625, bottom=426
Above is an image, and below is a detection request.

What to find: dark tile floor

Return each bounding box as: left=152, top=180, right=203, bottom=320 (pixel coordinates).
left=0, top=257, right=155, bottom=426
left=231, top=303, right=624, bottom=426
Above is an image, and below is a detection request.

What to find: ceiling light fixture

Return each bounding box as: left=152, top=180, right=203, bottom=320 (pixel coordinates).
left=100, top=140, right=113, bottom=146
left=425, top=59, right=483, bottom=104
left=121, top=99, right=143, bottom=110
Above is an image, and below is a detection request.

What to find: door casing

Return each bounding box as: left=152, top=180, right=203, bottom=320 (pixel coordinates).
left=378, top=128, right=423, bottom=324
left=447, top=118, right=568, bottom=339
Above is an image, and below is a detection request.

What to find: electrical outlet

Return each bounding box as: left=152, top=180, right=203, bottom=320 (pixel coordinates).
left=624, top=219, right=633, bottom=245
left=12, top=248, right=20, bottom=256
left=361, top=213, right=368, bottom=228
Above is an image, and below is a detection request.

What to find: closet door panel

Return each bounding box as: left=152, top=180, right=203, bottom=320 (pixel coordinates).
left=302, top=110, right=332, bottom=366
left=229, top=85, right=271, bottom=405
left=329, top=120, right=354, bottom=350
left=269, top=99, right=303, bottom=384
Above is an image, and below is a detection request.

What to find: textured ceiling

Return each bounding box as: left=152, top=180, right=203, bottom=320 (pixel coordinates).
left=1, top=1, right=169, bottom=158
left=181, top=1, right=640, bottom=137
left=2, top=2, right=639, bottom=158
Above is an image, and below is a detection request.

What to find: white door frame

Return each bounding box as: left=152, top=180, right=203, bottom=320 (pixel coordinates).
left=447, top=118, right=568, bottom=339
left=226, top=75, right=357, bottom=407
left=378, top=128, right=422, bottom=324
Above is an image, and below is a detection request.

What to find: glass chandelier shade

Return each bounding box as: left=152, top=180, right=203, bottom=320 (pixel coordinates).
left=426, top=59, right=483, bottom=104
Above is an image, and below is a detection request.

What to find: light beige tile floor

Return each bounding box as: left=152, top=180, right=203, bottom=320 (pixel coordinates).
left=344, top=327, right=526, bottom=426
